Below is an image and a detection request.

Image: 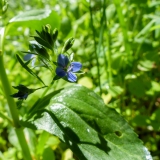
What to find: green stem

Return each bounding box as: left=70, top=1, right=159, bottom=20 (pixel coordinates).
left=103, top=0, right=113, bottom=87
left=148, top=96, right=156, bottom=115
left=15, top=128, right=33, bottom=159
left=89, top=0, right=102, bottom=95
left=0, top=27, right=32, bottom=160
left=99, top=0, right=112, bottom=86
left=106, top=24, right=113, bottom=86
left=0, top=54, right=20, bottom=127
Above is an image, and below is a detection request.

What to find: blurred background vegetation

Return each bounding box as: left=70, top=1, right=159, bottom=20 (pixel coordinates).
left=0, top=0, right=160, bottom=159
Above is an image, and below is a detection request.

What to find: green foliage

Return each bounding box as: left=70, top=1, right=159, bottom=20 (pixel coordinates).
left=0, top=0, right=160, bottom=159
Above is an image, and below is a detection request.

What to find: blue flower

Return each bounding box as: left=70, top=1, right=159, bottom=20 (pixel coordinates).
left=11, top=84, right=32, bottom=100
left=24, top=54, right=36, bottom=67
left=11, top=92, right=29, bottom=100
left=56, top=54, right=82, bottom=82
left=11, top=85, right=47, bottom=100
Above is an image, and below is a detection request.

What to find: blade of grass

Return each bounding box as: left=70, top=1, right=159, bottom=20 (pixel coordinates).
left=113, top=0, right=131, bottom=61
left=89, top=0, right=102, bottom=95
left=103, top=0, right=113, bottom=86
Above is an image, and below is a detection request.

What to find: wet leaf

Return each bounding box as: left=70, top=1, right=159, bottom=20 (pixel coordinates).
left=25, top=85, right=152, bottom=160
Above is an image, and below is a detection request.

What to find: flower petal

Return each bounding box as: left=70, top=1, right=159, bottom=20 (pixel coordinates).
left=56, top=67, right=66, bottom=77
left=67, top=72, right=77, bottom=82
left=71, top=62, right=82, bottom=72
left=31, top=58, right=36, bottom=67
left=23, top=54, right=34, bottom=61
left=11, top=92, right=28, bottom=100
left=22, top=93, right=28, bottom=100
left=57, top=54, right=69, bottom=67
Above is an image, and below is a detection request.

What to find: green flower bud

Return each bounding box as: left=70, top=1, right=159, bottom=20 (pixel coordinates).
left=62, top=38, right=74, bottom=53
left=52, top=28, right=58, bottom=42
left=43, top=24, right=51, bottom=34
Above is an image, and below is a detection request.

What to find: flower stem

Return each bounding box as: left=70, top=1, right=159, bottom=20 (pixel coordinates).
left=0, top=51, right=20, bottom=127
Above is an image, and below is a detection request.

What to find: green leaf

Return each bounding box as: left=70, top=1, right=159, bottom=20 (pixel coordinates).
left=128, top=76, right=151, bottom=98
left=26, top=85, right=152, bottom=160
left=137, top=60, right=154, bottom=71
left=9, top=9, right=51, bottom=22
left=7, top=9, right=60, bottom=34
left=16, top=54, right=45, bottom=85
left=108, top=85, right=124, bottom=97
left=27, top=89, right=63, bottom=119
left=106, top=4, right=116, bottom=21
left=135, top=19, right=155, bottom=38
left=33, top=36, right=53, bottom=50
left=42, top=147, right=55, bottom=160
left=36, top=131, right=50, bottom=155
left=131, top=115, right=149, bottom=127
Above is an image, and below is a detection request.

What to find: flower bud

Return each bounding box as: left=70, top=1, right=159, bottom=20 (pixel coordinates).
left=62, top=38, right=74, bottom=53
left=43, top=24, right=51, bottom=34
left=52, top=28, right=58, bottom=42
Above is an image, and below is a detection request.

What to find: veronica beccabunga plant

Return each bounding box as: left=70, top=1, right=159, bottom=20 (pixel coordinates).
left=0, top=8, right=152, bottom=159
left=13, top=24, right=83, bottom=100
